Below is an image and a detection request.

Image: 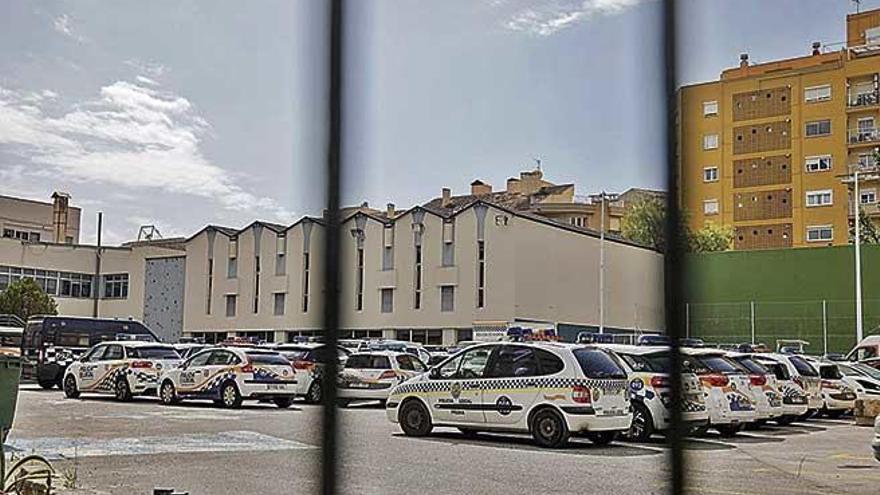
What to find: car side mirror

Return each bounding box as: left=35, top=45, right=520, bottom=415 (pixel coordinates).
left=429, top=367, right=441, bottom=379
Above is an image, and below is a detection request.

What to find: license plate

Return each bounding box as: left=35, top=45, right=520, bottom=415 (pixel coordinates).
left=349, top=383, right=369, bottom=388
left=266, top=384, right=287, bottom=391
left=599, top=408, right=623, bottom=416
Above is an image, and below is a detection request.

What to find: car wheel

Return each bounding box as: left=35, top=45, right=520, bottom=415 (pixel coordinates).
left=798, top=409, right=815, bottom=421
left=399, top=400, right=433, bottom=437
left=220, top=382, right=243, bottom=409
left=38, top=377, right=57, bottom=390
left=715, top=424, right=741, bottom=437
left=160, top=381, right=179, bottom=405
left=826, top=409, right=845, bottom=419
left=114, top=378, right=133, bottom=402
left=306, top=381, right=322, bottom=404
left=530, top=408, right=570, bottom=448
left=690, top=424, right=710, bottom=437
left=586, top=431, right=617, bottom=446
left=626, top=402, right=654, bottom=442
left=274, top=396, right=294, bottom=409
left=63, top=375, right=80, bottom=399
left=774, top=415, right=795, bottom=426
left=337, top=398, right=350, bottom=408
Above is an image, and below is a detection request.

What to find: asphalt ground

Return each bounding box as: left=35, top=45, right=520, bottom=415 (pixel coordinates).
left=5, top=384, right=880, bottom=495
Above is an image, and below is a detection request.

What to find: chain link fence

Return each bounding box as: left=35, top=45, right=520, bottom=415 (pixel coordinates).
left=685, top=299, right=880, bottom=354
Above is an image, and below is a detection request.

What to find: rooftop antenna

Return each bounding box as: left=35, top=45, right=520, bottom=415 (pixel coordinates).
left=137, top=225, right=163, bottom=241
left=853, top=0, right=861, bottom=13
left=533, top=157, right=542, bottom=171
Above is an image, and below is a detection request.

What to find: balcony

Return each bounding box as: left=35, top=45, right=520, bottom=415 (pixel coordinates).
left=847, top=127, right=880, bottom=147
left=850, top=201, right=880, bottom=217
left=847, top=91, right=880, bottom=109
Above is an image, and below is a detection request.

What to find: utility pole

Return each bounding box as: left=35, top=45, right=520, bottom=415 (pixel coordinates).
left=590, top=191, right=619, bottom=334
left=855, top=170, right=864, bottom=343
left=93, top=212, right=103, bottom=318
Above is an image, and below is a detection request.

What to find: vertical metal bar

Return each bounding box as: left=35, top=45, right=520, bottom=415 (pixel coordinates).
left=822, top=299, right=828, bottom=356
left=750, top=300, right=755, bottom=345
left=93, top=212, right=103, bottom=318
left=685, top=303, right=689, bottom=339
left=320, top=1, right=344, bottom=494
left=855, top=170, right=864, bottom=343
left=599, top=192, right=606, bottom=334
left=662, top=1, right=685, bottom=494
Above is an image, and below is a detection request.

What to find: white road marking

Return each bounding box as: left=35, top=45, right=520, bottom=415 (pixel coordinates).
left=6, top=431, right=315, bottom=460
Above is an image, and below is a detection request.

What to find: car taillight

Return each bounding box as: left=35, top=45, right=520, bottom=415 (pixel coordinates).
left=749, top=375, right=766, bottom=386
left=293, top=360, right=314, bottom=370
left=700, top=374, right=729, bottom=387
left=378, top=370, right=397, bottom=380
left=650, top=375, right=670, bottom=388
left=241, top=363, right=254, bottom=373
left=131, top=361, right=153, bottom=369
left=820, top=380, right=840, bottom=390
left=572, top=385, right=592, bottom=404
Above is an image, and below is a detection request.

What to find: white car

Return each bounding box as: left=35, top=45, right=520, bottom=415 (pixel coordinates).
left=836, top=362, right=880, bottom=401
left=386, top=342, right=632, bottom=448
left=275, top=343, right=349, bottom=404
left=727, top=353, right=785, bottom=425
left=601, top=344, right=708, bottom=441
left=338, top=351, right=427, bottom=406
left=63, top=341, right=181, bottom=401
left=157, top=347, right=296, bottom=408
left=760, top=353, right=822, bottom=419
left=805, top=359, right=857, bottom=418
left=874, top=415, right=880, bottom=462
left=752, top=355, right=809, bottom=425
left=682, top=348, right=757, bottom=436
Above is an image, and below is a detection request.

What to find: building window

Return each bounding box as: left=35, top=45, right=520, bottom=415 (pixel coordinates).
left=805, top=155, right=832, bottom=172
left=414, top=245, right=422, bottom=309
left=441, top=286, right=455, bottom=312
left=703, top=166, right=719, bottom=182
left=356, top=247, right=364, bottom=311
left=206, top=258, right=213, bottom=315
left=442, top=242, right=454, bottom=267
left=273, top=292, right=286, bottom=316
left=227, top=237, right=238, bottom=278
left=396, top=329, right=443, bottom=345
left=867, top=26, right=880, bottom=45
left=382, top=246, right=393, bottom=271
left=806, top=190, right=833, bottom=207
left=302, top=252, right=310, bottom=312
left=442, top=220, right=455, bottom=267
left=805, top=119, right=831, bottom=137
left=381, top=288, right=393, bottom=313
left=703, top=100, right=718, bottom=116
left=275, top=234, right=286, bottom=276
left=703, top=134, right=719, bottom=150
left=703, top=199, right=719, bottom=215
left=477, top=240, right=486, bottom=308
left=2, top=229, right=40, bottom=242
left=804, top=84, right=831, bottom=103
left=0, top=266, right=87, bottom=297
left=861, top=189, right=877, bottom=204
left=253, top=254, right=260, bottom=314
left=102, top=274, right=129, bottom=299
left=806, top=226, right=833, bottom=242
left=225, top=295, right=237, bottom=317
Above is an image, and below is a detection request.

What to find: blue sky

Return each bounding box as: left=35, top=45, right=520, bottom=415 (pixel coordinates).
left=0, top=0, right=875, bottom=244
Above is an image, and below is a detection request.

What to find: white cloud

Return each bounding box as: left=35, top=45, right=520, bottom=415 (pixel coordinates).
left=500, top=0, right=651, bottom=36
left=0, top=79, right=295, bottom=222
left=124, top=59, right=168, bottom=78
left=52, top=14, right=84, bottom=42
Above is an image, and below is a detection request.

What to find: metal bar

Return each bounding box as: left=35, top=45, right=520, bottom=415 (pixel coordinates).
left=822, top=299, right=828, bottom=356
left=855, top=170, right=864, bottom=344
left=599, top=193, right=605, bottom=334
left=685, top=303, right=689, bottom=339
left=93, top=212, right=103, bottom=318
left=320, top=1, right=344, bottom=494
left=750, top=300, right=755, bottom=345
left=662, top=0, right=685, bottom=493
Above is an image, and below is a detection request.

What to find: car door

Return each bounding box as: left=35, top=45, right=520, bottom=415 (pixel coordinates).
left=76, top=345, right=106, bottom=390
left=176, top=350, right=214, bottom=396
left=429, top=346, right=494, bottom=425
left=481, top=345, right=542, bottom=426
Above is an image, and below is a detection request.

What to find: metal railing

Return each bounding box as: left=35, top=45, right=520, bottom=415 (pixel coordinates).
left=848, top=91, right=880, bottom=108
left=848, top=127, right=880, bottom=145
left=0, top=315, right=24, bottom=328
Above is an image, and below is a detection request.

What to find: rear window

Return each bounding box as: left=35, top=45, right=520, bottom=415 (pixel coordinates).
left=733, top=357, right=768, bottom=375
left=572, top=349, right=627, bottom=379
left=757, top=361, right=790, bottom=380
left=787, top=356, right=818, bottom=377
left=127, top=346, right=180, bottom=359
left=346, top=354, right=392, bottom=369
left=279, top=350, right=311, bottom=361
left=696, top=356, right=743, bottom=375
left=620, top=353, right=670, bottom=373
left=819, top=365, right=842, bottom=380
left=245, top=352, right=290, bottom=365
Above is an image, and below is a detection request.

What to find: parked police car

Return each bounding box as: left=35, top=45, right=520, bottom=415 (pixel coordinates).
left=803, top=357, right=856, bottom=418
left=157, top=347, right=296, bottom=408
left=727, top=353, right=785, bottom=426
left=274, top=343, right=349, bottom=404
left=62, top=341, right=181, bottom=401
left=386, top=342, right=631, bottom=448
left=682, top=348, right=756, bottom=436
left=601, top=344, right=708, bottom=441
left=756, top=353, right=821, bottom=420
left=751, top=354, right=809, bottom=425
left=338, top=351, right=427, bottom=406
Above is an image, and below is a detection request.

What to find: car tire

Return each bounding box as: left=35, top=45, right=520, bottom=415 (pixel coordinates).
left=626, top=402, right=654, bottom=442
left=337, top=399, right=351, bottom=408
left=274, top=396, right=294, bottom=409
left=826, top=409, right=845, bottom=419
left=774, top=415, right=796, bottom=426
left=38, top=377, right=57, bottom=390
left=529, top=408, right=570, bottom=449
left=306, top=381, right=322, bottom=404
left=399, top=400, right=433, bottom=437
left=220, top=382, right=243, bottom=409
left=160, top=381, right=179, bottom=405
left=586, top=431, right=617, bottom=446
left=715, top=424, right=741, bottom=437
left=690, top=424, right=710, bottom=437
left=114, top=377, right=133, bottom=402
left=63, top=375, right=80, bottom=399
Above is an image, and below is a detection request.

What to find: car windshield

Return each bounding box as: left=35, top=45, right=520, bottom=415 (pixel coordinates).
left=787, top=356, right=818, bottom=377
left=853, top=363, right=880, bottom=381
left=696, top=355, right=743, bottom=375
left=346, top=354, right=392, bottom=369
left=620, top=352, right=670, bottom=373
left=758, top=361, right=791, bottom=380
left=573, top=349, right=627, bottom=379
left=245, top=352, right=290, bottom=365
left=127, top=346, right=180, bottom=359
left=819, top=365, right=842, bottom=380
left=733, top=356, right=768, bottom=375
left=279, top=350, right=311, bottom=361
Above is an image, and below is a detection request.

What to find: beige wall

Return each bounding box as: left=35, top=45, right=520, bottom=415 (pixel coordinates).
left=0, top=195, right=81, bottom=243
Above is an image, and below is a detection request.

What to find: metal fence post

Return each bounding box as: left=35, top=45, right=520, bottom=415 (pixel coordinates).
left=685, top=303, right=689, bottom=339
left=750, top=300, right=755, bottom=345
left=822, top=299, right=828, bottom=356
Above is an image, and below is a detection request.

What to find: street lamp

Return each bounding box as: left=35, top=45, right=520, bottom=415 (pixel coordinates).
left=841, top=163, right=879, bottom=344
left=589, top=191, right=620, bottom=334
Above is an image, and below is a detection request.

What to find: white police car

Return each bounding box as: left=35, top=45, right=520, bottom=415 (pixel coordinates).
left=682, top=348, right=757, bottom=436
left=603, top=344, right=708, bottom=441
left=157, top=347, right=296, bottom=408
left=338, top=351, right=427, bottom=406
left=803, top=358, right=856, bottom=418
left=274, top=343, right=349, bottom=404
left=63, top=341, right=181, bottom=401
left=727, top=353, right=785, bottom=425
left=751, top=354, right=809, bottom=425
left=757, top=353, right=821, bottom=420
left=386, top=342, right=631, bottom=448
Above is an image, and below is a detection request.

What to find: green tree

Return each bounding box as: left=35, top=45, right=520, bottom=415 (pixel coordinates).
left=621, top=196, right=669, bottom=250
left=688, top=222, right=734, bottom=252
left=0, top=278, right=58, bottom=323
left=850, top=210, right=880, bottom=244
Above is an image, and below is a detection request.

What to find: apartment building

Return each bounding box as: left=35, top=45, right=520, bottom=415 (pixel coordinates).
left=183, top=200, right=664, bottom=345
left=679, top=8, right=880, bottom=250
left=0, top=192, right=81, bottom=244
